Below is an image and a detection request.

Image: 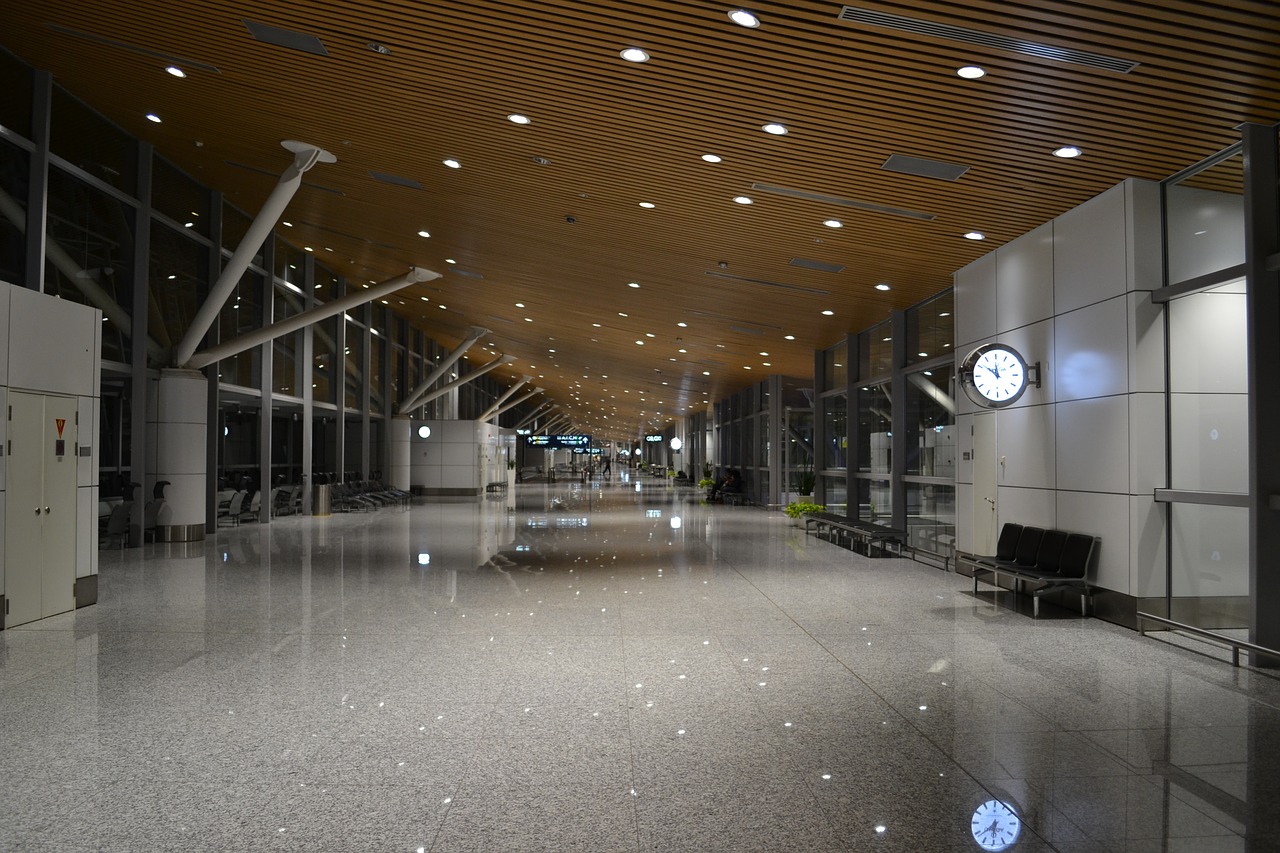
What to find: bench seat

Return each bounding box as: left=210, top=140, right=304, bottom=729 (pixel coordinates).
left=958, top=524, right=1097, bottom=617
left=803, top=512, right=905, bottom=557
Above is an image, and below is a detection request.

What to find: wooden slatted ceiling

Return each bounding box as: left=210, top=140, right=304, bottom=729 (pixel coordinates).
left=2, top=0, right=1277, bottom=438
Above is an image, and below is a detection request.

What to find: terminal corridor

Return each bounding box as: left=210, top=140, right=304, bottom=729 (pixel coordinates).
left=2, top=480, right=1277, bottom=852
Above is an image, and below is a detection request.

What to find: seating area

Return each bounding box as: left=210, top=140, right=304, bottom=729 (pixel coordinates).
left=957, top=523, right=1098, bottom=617
left=330, top=480, right=411, bottom=512
left=803, top=511, right=906, bottom=558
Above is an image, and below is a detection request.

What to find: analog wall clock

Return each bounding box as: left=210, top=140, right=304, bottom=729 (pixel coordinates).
left=970, top=798, right=1021, bottom=851
left=959, top=343, right=1039, bottom=409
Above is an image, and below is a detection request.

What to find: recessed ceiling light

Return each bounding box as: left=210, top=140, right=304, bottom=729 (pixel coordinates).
left=701, top=154, right=723, bottom=163
left=417, top=230, right=430, bottom=238
left=702, top=371, right=711, bottom=376
left=762, top=123, right=788, bottom=135
left=628, top=282, right=641, bottom=288
left=618, top=312, right=628, bottom=317
left=939, top=312, right=951, bottom=317
left=677, top=322, right=687, bottom=327
left=743, top=366, right=752, bottom=370
left=281, top=221, right=292, bottom=227
left=875, top=283, right=891, bottom=291
left=515, top=302, right=525, bottom=307
left=145, top=113, right=162, bottom=123
left=420, top=296, right=429, bottom=301
left=1053, top=146, right=1083, bottom=159
left=304, top=246, right=313, bottom=252
left=821, top=309, right=834, bottom=315
left=507, top=114, right=531, bottom=124
left=957, top=65, right=986, bottom=79
left=759, top=352, right=769, bottom=356
left=678, top=348, right=687, bottom=353
left=728, top=9, right=761, bottom=27
left=638, top=202, right=655, bottom=209
left=635, top=340, right=645, bottom=345
left=784, top=334, right=795, bottom=340
left=823, top=219, right=843, bottom=228
left=964, top=231, right=986, bottom=240
left=733, top=196, right=753, bottom=205
left=165, top=66, right=186, bottom=78
left=443, top=158, right=461, bottom=169
left=524, top=317, right=533, bottom=322
left=620, top=47, right=650, bottom=63
left=439, top=304, right=447, bottom=310
left=763, top=362, right=771, bottom=367
left=445, top=258, right=456, bottom=264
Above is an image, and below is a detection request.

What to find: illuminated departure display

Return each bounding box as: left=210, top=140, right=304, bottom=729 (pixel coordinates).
left=525, top=434, right=592, bottom=448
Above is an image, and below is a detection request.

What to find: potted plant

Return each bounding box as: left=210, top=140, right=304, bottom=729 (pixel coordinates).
left=784, top=500, right=824, bottom=527
left=698, top=476, right=716, bottom=490
left=792, top=461, right=816, bottom=498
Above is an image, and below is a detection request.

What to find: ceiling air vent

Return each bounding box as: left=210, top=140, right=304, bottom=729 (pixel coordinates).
left=705, top=271, right=830, bottom=295
left=789, top=258, right=846, bottom=274
left=369, top=171, right=423, bottom=189
left=752, top=183, right=934, bottom=221
left=242, top=19, right=329, bottom=56
left=882, top=154, right=969, bottom=182
left=837, top=6, right=1138, bottom=73
left=224, top=161, right=345, bottom=195
left=47, top=23, right=222, bottom=73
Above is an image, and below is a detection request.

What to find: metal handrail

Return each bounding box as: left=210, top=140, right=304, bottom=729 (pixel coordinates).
left=1137, top=611, right=1280, bottom=668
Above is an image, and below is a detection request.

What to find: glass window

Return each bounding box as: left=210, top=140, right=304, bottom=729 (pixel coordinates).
left=149, top=221, right=209, bottom=368
left=859, top=323, right=893, bottom=380
left=274, top=236, right=306, bottom=287
left=152, top=156, right=210, bottom=238
left=50, top=86, right=136, bottom=195
left=392, top=345, right=404, bottom=408
left=314, top=263, right=337, bottom=303
left=906, top=483, right=955, bottom=556
left=856, top=383, right=892, bottom=475
left=45, top=167, right=136, bottom=363
left=1169, top=504, right=1249, bottom=631
left=823, top=394, right=847, bottom=470
left=216, top=270, right=263, bottom=387
left=906, top=290, right=953, bottom=368
left=0, top=49, right=33, bottom=140
left=821, top=475, right=847, bottom=516
left=1164, top=153, right=1244, bottom=285
left=0, top=137, right=29, bottom=285
left=904, top=369, right=956, bottom=476
left=313, top=315, right=338, bottom=405
left=858, top=478, right=892, bottom=523
left=369, top=328, right=384, bottom=415
left=823, top=341, right=847, bottom=392
left=222, top=201, right=260, bottom=265
left=345, top=320, right=364, bottom=410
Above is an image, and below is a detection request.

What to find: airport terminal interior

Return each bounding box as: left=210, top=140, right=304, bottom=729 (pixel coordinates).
left=2, top=1, right=1280, bottom=851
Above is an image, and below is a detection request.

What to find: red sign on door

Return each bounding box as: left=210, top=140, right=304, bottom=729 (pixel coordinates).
left=55, top=418, right=65, bottom=438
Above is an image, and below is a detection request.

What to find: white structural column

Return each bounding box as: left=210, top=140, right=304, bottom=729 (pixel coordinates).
left=397, top=326, right=489, bottom=415
left=172, top=140, right=336, bottom=369
left=150, top=369, right=208, bottom=541
left=478, top=376, right=532, bottom=422
left=388, top=416, right=413, bottom=492
left=487, top=386, right=542, bottom=422
left=515, top=401, right=554, bottom=431
left=415, top=356, right=515, bottom=407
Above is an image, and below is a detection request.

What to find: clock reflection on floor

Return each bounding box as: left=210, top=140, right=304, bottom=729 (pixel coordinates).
left=970, top=798, right=1021, bottom=851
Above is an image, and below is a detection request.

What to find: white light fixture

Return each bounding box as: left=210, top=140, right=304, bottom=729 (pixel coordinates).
left=964, top=231, right=986, bottom=241
left=445, top=258, right=456, bottom=264
left=822, top=309, right=834, bottom=316
left=628, top=282, right=640, bottom=288
left=1053, top=146, right=1083, bottom=159
left=823, top=219, right=843, bottom=228
left=670, top=437, right=683, bottom=450
left=417, top=230, right=430, bottom=238
left=728, top=9, right=761, bottom=27
left=620, top=47, right=650, bottom=63
left=443, top=159, right=462, bottom=169
left=507, top=114, right=531, bottom=124
left=145, top=113, right=162, bottom=123
left=762, top=123, right=788, bottom=135
left=957, top=65, right=986, bottom=79
left=418, top=425, right=432, bottom=439
left=677, top=321, right=688, bottom=327
left=875, top=283, right=891, bottom=291
left=165, top=66, right=186, bottom=78
left=733, top=196, right=753, bottom=205
left=784, top=334, right=796, bottom=340
left=638, top=202, right=655, bottom=208
left=701, top=154, right=722, bottom=163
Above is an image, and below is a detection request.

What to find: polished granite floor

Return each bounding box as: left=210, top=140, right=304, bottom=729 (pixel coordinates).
left=3, top=476, right=1279, bottom=852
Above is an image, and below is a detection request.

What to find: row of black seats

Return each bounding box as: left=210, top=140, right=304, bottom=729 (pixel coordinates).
left=958, top=523, right=1097, bottom=617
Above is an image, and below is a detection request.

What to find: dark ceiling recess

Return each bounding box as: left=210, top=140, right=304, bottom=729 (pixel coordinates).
left=881, top=154, right=970, bottom=182
left=242, top=19, right=329, bottom=56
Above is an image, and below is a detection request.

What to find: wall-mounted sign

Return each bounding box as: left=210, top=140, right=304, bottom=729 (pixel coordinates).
left=525, top=434, right=592, bottom=449
left=644, top=435, right=664, bottom=443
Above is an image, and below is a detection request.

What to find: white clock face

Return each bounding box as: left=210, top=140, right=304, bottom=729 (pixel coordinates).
left=972, top=348, right=1026, bottom=403
left=971, top=799, right=1021, bottom=851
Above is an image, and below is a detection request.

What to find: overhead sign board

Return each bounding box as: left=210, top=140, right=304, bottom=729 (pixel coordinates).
left=644, top=435, right=664, bottom=443
left=525, top=434, right=592, bottom=449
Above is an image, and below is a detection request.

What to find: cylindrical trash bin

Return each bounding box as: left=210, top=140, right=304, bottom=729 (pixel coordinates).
left=313, top=484, right=332, bottom=517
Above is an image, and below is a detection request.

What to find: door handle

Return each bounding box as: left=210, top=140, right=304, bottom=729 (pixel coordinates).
left=44, top=507, right=50, bottom=514
left=34, top=507, right=40, bottom=515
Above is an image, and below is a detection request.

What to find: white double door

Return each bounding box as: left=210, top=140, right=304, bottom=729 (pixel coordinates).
left=5, top=391, right=78, bottom=627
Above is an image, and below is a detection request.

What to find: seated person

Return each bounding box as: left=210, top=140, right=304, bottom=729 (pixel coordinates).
left=710, top=469, right=743, bottom=501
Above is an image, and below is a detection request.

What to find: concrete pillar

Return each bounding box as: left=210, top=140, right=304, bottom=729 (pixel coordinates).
left=152, top=369, right=208, bottom=541
left=389, top=416, right=412, bottom=491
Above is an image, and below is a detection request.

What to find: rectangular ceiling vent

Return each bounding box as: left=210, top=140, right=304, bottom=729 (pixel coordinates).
left=242, top=19, right=329, bottom=56
left=789, top=257, right=846, bottom=274
left=729, top=326, right=766, bottom=336
left=705, top=271, right=830, bottom=295
left=225, top=161, right=345, bottom=195
left=838, top=6, right=1138, bottom=73
left=369, top=171, right=423, bottom=189
left=47, top=23, right=222, bottom=73
left=882, top=154, right=969, bottom=182
left=452, top=269, right=484, bottom=279
left=752, top=183, right=935, bottom=221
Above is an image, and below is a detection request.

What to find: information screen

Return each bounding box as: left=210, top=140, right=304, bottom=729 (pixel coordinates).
left=525, top=434, right=592, bottom=449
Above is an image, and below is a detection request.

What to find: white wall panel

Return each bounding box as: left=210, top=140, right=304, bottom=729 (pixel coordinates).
left=0, top=491, right=4, bottom=590
left=955, top=413, right=973, bottom=485
left=1169, top=290, right=1247, bottom=394
left=0, top=285, right=9, bottom=385
left=996, top=486, right=1055, bottom=531
left=7, top=286, right=99, bottom=397
left=997, top=319, right=1054, bottom=408
left=0, top=385, right=6, bottom=492
left=1130, top=496, right=1166, bottom=598
left=1056, top=396, right=1130, bottom=494
left=1127, top=291, right=1165, bottom=393
left=996, top=223, right=1055, bottom=332
left=1164, top=185, right=1246, bottom=284
left=1170, top=503, right=1249, bottom=597
left=77, top=487, right=95, bottom=578
left=955, top=483, right=973, bottom=554
left=1057, top=490, right=1129, bottom=594
left=995, top=404, right=1056, bottom=489
left=954, top=253, right=997, bottom=348
left=1125, top=180, right=1164, bottom=292
left=1053, top=184, right=1129, bottom=314
left=77, top=395, right=97, bottom=486
left=1169, top=393, right=1248, bottom=493
left=440, top=465, right=476, bottom=489
left=1128, top=393, right=1166, bottom=495
left=1054, top=296, right=1128, bottom=402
